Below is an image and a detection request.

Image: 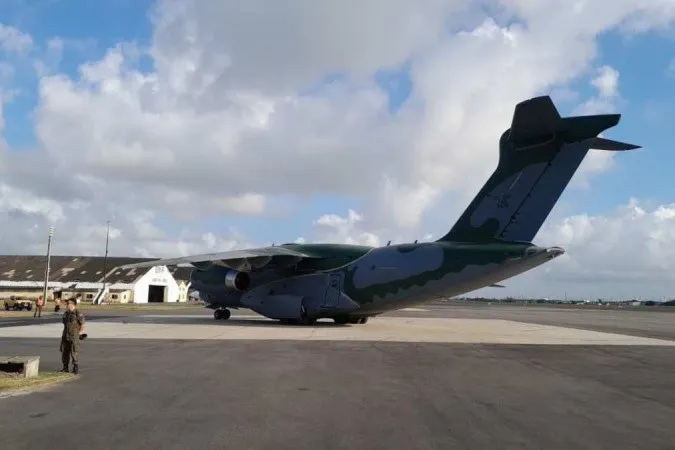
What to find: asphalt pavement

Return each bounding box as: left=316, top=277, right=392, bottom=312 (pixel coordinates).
left=0, top=303, right=674, bottom=449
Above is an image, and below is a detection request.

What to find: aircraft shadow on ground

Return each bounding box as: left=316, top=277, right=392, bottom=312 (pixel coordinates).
left=97, top=316, right=353, bottom=328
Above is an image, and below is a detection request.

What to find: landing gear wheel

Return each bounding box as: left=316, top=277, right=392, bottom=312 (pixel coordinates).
left=214, top=309, right=231, bottom=320
left=347, top=317, right=369, bottom=324
left=333, top=316, right=349, bottom=325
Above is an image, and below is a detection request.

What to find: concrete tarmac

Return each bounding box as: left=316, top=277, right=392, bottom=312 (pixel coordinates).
left=388, top=302, right=675, bottom=341
left=1, top=304, right=675, bottom=449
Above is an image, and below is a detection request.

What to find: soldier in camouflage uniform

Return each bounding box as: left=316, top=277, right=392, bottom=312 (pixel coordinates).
left=60, top=298, right=85, bottom=374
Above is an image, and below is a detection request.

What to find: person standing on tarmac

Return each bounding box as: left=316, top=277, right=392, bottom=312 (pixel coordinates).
left=60, top=299, right=86, bottom=374
left=34, top=295, right=44, bottom=318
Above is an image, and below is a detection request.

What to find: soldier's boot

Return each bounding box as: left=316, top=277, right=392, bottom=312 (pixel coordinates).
left=72, top=364, right=79, bottom=374
left=60, top=364, right=69, bottom=373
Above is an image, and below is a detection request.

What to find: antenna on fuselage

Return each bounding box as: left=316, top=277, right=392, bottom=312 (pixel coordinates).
left=414, top=239, right=418, bottom=243
left=386, top=240, right=391, bottom=246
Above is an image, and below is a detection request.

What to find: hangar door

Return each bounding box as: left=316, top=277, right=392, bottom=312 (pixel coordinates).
left=148, top=285, right=165, bottom=303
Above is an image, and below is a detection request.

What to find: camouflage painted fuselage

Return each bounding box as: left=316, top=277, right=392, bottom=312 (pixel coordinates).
left=327, top=240, right=562, bottom=315
left=196, top=240, right=562, bottom=319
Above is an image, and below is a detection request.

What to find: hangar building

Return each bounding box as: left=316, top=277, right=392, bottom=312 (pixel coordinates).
left=0, top=255, right=193, bottom=304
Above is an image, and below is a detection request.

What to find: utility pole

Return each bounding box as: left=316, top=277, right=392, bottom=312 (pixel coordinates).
left=100, top=221, right=110, bottom=305
left=42, top=226, right=55, bottom=306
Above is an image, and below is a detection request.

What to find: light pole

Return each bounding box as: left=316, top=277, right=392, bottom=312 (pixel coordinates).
left=42, top=226, right=55, bottom=306
left=100, top=220, right=110, bottom=305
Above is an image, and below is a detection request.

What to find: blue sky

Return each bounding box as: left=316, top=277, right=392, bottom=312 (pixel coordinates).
left=576, top=30, right=675, bottom=212
left=0, top=0, right=154, bottom=147
left=2, top=1, right=675, bottom=248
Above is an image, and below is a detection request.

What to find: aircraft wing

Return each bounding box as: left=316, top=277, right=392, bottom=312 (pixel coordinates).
left=118, top=246, right=318, bottom=272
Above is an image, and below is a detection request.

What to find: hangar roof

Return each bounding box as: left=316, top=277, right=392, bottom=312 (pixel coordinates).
left=0, top=255, right=193, bottom=285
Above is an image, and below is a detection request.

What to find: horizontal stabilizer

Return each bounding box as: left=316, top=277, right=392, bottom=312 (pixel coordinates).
left=489, top=284, right=506, bottom=288
left=510, top=98, right=628, bottom=146
left=559, top=114, right=621, bottom=143
left=586, top=137, right=641, bottom=151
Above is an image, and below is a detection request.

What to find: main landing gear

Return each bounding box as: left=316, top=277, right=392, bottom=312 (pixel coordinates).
left=214, top=308, right=231, bottom=320
left=333, top=316, right=369, bottom=325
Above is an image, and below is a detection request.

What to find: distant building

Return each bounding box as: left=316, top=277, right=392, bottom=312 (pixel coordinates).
left=0, top=255, right=193, bottom=304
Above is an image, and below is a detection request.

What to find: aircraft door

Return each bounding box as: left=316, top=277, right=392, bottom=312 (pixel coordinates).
left=323, top=272, right=342, bottom=308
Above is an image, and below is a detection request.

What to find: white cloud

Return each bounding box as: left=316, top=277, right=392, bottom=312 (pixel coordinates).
left=148, top=0, right=462, bottom=95
left=592, top=65, right=620, bottom=98
left=0, top=183, right=66, bottom=222
left=311, top=209, right=381, bottom=247
left=0, top=23, right=33, bottom=55
left=492, top=199, right=675, bottom=299
left=577, top=65, right=622, bottom=115
left=30, top=0, right=661, bottom=228
left=0, top=1, right=675, bottom=298
left=571, top=65, right=624, bottom=188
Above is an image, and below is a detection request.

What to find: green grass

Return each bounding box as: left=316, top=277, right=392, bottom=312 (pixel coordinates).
left=0, top=371, right=75, bottom=393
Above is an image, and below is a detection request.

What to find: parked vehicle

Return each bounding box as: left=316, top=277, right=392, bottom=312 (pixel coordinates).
left=3, top=296, right=33, bottom=311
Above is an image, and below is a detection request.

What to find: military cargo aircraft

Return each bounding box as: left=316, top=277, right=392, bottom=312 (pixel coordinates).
left=121, top=95, right=639, bottom=325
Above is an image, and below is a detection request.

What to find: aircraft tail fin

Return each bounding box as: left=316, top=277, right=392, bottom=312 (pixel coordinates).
left=439, top=95, right=640, bottom=243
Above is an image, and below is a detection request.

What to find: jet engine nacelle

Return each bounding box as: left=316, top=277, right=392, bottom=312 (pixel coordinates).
left=190, top=266, right=251, bottom=293
left=224, top=269, right=251, bottom=292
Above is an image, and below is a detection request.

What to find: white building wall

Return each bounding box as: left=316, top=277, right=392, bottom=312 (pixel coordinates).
left=177, top=281, right=188, bottom=303
left=131, top=266, right=180, bottom=304
left=108, top=290, right=132, bottom=304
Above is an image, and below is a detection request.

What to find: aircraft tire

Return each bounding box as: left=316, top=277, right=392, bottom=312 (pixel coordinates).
left=333, top=316, right=349, bottom=325
left=214, top=309, right=231, bottom=320
left=358, top=317, right=368, bottom=324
